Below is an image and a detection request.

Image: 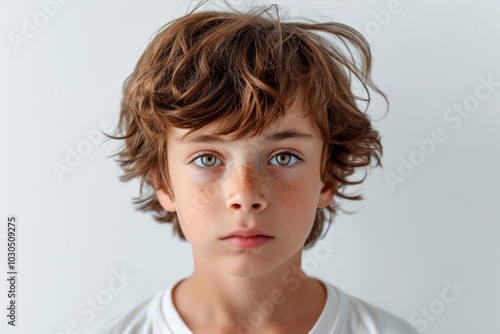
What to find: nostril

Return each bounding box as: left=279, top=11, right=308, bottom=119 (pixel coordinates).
left=231, top=203, right=242, bottom=210
left=228, top=202, right=263, bottom=211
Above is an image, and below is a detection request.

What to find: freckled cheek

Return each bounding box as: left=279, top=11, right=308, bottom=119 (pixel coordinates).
left=269, top=176, right=317, bottom=227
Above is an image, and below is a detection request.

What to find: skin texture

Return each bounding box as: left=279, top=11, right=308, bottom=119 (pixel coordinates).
left=156, top=94, right=336, bottom=333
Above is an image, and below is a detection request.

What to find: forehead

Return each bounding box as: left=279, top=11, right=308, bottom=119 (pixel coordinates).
left=171, top=96, right=320, bottom=144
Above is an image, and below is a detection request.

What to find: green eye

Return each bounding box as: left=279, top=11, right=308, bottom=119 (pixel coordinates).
left=270, top=153, right=300, bottom=166
left=193, top=154, right=220, bottom=167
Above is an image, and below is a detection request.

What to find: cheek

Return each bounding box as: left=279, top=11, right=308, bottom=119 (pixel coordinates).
left=271, top=181, right=305, bottom=211
left=269, top=173, right=319, bottom=229
left=175, top=180, right=221, bottom=230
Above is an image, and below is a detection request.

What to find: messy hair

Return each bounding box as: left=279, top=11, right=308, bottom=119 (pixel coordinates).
left=108, top=4, right=386, bottom=249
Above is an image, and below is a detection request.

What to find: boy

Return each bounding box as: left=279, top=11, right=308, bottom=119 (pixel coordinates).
left=89, top=3, right=418, bottom=334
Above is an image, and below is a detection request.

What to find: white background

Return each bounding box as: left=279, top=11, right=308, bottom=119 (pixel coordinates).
left=1, top=0, right=499, bottom=333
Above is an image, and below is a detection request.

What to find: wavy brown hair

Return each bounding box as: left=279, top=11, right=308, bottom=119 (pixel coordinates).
left=107, top=5, right=387, bottom=249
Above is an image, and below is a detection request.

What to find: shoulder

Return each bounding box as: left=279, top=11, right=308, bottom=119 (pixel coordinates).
left=325, top=282, right=419, bottom=334
left=85, top=290, right=166, bottom=334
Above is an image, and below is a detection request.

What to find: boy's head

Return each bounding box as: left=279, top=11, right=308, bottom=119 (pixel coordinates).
left=111, top=5, right=385, bottom=249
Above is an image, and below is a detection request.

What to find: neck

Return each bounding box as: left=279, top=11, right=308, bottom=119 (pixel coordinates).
left=172, top=248, right=326, bottom=332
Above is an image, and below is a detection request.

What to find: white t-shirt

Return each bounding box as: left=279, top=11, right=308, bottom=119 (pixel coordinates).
left=86, top=280, right=418, bottom=334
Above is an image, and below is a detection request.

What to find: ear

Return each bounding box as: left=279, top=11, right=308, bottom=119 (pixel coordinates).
left=317, top=180, right=337, bottom=208
left=156, top=187, right=176, bottom=212
left=151, top=170, right=176, bottom=212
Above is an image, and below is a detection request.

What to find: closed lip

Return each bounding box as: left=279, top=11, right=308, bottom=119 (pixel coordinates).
left=220, top=228, right=273, bottom=239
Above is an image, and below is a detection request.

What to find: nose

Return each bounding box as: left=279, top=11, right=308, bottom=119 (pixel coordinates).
left=225, top=163, right=268, bottom=214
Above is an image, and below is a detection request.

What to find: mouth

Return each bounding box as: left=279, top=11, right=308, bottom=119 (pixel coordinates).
left=220, top=228, right=274, bottom=249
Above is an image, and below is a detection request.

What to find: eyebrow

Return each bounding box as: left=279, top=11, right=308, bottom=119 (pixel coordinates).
left=177, top=130, right=314, bottom=144
left=266, top=130, right=314, bottom=142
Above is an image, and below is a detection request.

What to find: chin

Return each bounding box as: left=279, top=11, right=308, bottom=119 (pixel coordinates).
left=217, top=253, right=291, bottom=278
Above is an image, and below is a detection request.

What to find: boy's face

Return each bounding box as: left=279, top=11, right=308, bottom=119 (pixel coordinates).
left=156, top=94, right=335, bottom=277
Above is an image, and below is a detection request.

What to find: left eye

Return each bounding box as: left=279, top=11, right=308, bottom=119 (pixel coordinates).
left=193, top=154, right=222, bottom=167
left=270, top=153, right=300, bottom=166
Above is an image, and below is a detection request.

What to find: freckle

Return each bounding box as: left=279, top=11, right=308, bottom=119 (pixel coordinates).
left=239, top=165, right=260, bottom=189
left=269, top=176, right=310, bottom=224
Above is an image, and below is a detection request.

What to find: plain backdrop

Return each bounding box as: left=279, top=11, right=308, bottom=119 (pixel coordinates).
left=1, top=0, right=499, bottom=333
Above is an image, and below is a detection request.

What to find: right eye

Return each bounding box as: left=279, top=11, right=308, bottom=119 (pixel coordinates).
left=193, top=154, right=222, bottom=168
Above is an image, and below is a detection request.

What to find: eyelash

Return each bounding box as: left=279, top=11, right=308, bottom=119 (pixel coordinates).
left=192, top=153, right=222, bottom=168
left=191, top=152, right=303, bottom=169
left=269, top=152, right=303, bottom=168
